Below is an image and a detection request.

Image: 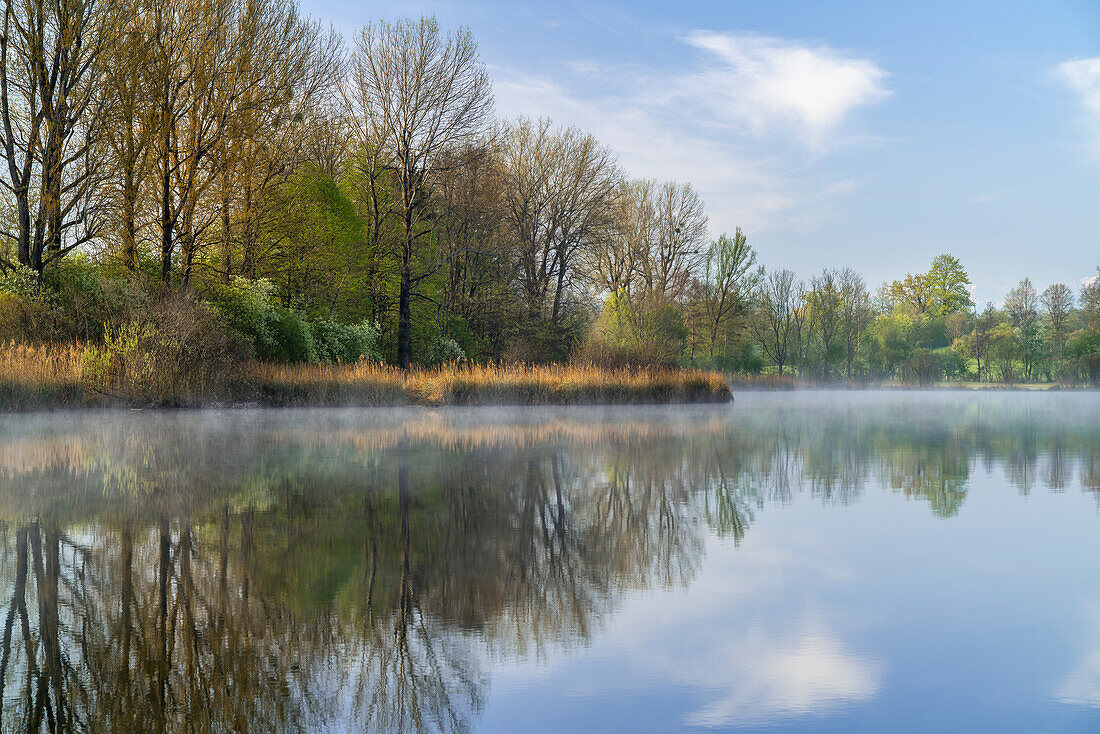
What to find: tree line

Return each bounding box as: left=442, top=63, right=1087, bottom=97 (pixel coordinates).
left=0, top=3, right=1097, bottom=381
left=754, top=255, right=1100, bottom=384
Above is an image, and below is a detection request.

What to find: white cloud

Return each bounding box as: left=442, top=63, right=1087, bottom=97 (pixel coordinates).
left=1058, top=647, right=1100, bottom=708
left=492, top=69, right=792, bottom=233
left=683, top=620, right=884, bottom=728
left=1057, top=58, right=1100, bottom=151
left=491, top=31, right=888, bottom=237
left=489, top=528, right=884, bottom=727
left=1056, top=605, right=1100, bottom=708
left=681, top=32, right=890, bottom=146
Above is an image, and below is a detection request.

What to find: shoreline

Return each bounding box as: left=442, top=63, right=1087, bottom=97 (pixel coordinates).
left=6, top=382, right=1099, bottom=413
left=0, top=361, right=735, bottom=411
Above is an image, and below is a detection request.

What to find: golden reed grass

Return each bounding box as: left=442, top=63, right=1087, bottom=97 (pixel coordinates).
left=252, top=361, right=732, bottom=407
left=0, top=341, right=732, bottom=409
left=0, top=341, right=84, bottom=409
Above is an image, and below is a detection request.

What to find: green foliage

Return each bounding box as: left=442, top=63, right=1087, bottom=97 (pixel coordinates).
left=0, top=264, right=39, bottom=296
left=81, top=295, right=247, bottom=405
left=427, top=337, right=467, bottom=366
left=1069, top=330, right=1100, bottom=385
left=309, top=319, right=383, bottom=364
left=580, top=291, right=686, bottom=368
left=905, top=348, right=944, bottom=385
left=266, top=166, right=366, bottom=314
left=210, top=276, right=384, bottom=364
left=696, top=338, right=764, bottom=373
left=0, top=259, right=151, bottom=344
left=865, top=312, right=915, bottom=377
left=926, top=253, right=973, bottom=317
left=210, top=277, right=313, bottom=362
left=269, top=308, right=316, bottom=363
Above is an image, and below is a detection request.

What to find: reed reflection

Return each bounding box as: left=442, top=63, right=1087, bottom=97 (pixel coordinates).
left=0, top=396, right=1096, bottom=732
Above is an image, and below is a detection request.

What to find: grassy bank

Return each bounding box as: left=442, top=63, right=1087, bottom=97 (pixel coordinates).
left=0, top=341, right=732, bottom=409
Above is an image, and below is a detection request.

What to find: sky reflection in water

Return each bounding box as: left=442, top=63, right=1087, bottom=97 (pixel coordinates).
left=1, top=391, right=1100, bottom=732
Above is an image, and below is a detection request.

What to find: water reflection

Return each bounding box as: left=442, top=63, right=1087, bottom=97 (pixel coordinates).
left=0, top=392, right=1098, bottom=731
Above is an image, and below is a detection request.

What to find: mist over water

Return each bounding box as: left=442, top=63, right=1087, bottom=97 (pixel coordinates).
left=1, top=391, right=1100, bottom=732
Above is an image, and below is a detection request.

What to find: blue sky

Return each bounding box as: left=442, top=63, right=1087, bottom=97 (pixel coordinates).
left=303, top=0, right=1100, bottom=305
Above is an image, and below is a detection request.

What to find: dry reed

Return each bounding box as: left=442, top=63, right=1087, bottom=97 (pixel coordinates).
left=0, top=341, right=732, bottom=409
left=0, top=341, right=84, bottom=409
left=252, top=361, right=732, bottom=407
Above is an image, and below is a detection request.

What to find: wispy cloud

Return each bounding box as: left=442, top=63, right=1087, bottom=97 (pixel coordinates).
left=682, top=619, right=884, bottom=728
left=491, top=30, right=889, bottom=236
left=681, top=32, right=890, bottom=147
left=1057, top=58, right=1100, bottom=152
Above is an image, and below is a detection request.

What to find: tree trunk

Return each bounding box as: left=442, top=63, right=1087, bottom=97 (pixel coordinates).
left=160, top=161, right=173, bottom=285
left=397, top=211, right=413, bottom=369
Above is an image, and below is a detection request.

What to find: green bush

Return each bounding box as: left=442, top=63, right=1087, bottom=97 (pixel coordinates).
left=579, top=292, right=686, bottom=368
left=309, top=318, right=382, bottom=364
left=905, top=349, right=944, bottom=385
left=0, top=265, right=39, bottom=296
left=427, top=337, right=467, bottom=366
left=211, top=277, right=385, bottom=364
left=0, top=260, right=150, bottom=344
left=935, top=346, right=969, bottom=379
left=210, top=277, right=310, bottom=362
left=269, top=307, right=315, bottom=362
left=82, top=293, right=248, bottom=405
left=1069, top=331, right=1100, bottom=385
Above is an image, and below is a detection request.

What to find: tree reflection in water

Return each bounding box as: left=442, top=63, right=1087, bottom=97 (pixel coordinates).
left=0, top=396, right=1098, bottom=732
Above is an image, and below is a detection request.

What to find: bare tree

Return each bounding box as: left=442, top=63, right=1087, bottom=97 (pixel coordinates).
left=806, top=268, right=842, bottom=379
left=500, top=117, right=619, bottom=336
left=1082, top=268, right=1100, bottom=332
left=1041, top=282, right=1074, bottom=366
left=217, top=7, right=341, bottom=281
left=838, top=267, right=870, bottom=379
left=0, top=0, right=109, bottom=278
left=145, top=0, right=226, bottom=285
left=750, top=268, right=802, bottom=375
left=101, top=0, right=156, bottom=272
left=344, top=16, right=493, bottom=368
left=544, top=128, right=618, bottom=328
left=640, top=181, right=707, bottom=301
left=586, top=179, right=652, bottom=296
left=1005, top=277, right=1038, bottom=327
left=1005, top=276, right=1042, bottom=380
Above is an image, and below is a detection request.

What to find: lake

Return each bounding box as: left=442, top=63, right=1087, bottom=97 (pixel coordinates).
left=2, top=391, right=1100, bottom=732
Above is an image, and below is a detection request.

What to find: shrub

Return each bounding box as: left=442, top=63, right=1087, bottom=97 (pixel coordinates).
left=210, top=277, right=317, bottom=362
left=82, top=293, right=248, bottom=405
left=309, top=318, right=382, bottom=364
left=1069, top=331, right=1100, bottom=385
left=0, top=265, right=39, bottom=296
left=579, top=292, right=686, bottom=368
left=427, top=337, right=467, bottom=366
left=905, top=349, right=944, bottom=385
left=0, top=261, right=151, bottom=345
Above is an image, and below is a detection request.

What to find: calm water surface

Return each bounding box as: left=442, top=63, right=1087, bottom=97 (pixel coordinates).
left=2, top=391, right=1100, bottom=732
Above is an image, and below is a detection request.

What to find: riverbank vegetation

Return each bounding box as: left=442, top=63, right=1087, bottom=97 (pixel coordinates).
left=0, top=338, right=729, bottom=408
left=0, top=2, right=1097, bottom=410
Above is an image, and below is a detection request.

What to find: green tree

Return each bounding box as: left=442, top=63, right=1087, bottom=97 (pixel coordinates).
left=699, top=229, right=759, bottom=360
left=926, top=253, right=973, bottom=317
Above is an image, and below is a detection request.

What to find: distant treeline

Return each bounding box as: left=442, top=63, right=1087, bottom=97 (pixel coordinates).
left=0, top=3, right=1096, bottom=384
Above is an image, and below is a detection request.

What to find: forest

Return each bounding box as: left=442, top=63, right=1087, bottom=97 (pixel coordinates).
left=0, top=1, right=1098, bottom=407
